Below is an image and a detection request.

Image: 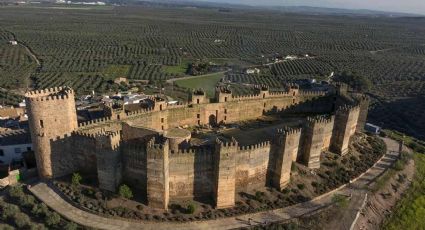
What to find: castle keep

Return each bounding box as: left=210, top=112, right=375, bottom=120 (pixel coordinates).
left=25, top=84, right=368, bottom=209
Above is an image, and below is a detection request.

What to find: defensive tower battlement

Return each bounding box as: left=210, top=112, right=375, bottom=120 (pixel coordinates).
left=25, top=87, right=75, bottom=102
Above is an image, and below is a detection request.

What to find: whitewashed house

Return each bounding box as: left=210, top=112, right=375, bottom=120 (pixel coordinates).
left=0, top=130, right=32, bottom=165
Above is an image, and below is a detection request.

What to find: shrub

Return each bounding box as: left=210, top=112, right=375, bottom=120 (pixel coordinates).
left=332, top=194, right=348, bottom=208
left=71, top=173, right=82, bottom=187
left=31, top=203, right=48, bottom=216
left=118, top=184, right=133, bottom=199
left=297, top=184, right=305, bottom=190
left=255, top=191, right=265, bottom=202
left=64, top=222, right=78, bottom=230
left=8, top=185, right=24, bottom=198
left=19, top=194, right=36, bottom=208
left=186, top=203, right=196, bottom=214
left=14, top=212, right=31, bottom=228
left=1, top=203, right=19, bottom=220
left=45, top=212, right=61, bottom=226
left=0, top=224, right=14, bottom=230
left=29, top=223, right=48, bottom=230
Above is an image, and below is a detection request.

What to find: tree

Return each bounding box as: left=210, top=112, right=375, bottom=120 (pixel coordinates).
left=118, top=184, right=133, bottom=199
left=71, top=172, right=82, bottom=187
left=334, top=71, right=372, bottom=92
left=45, top=212, right=61, bottom=226
left=13, top=212, right=30, bottom=228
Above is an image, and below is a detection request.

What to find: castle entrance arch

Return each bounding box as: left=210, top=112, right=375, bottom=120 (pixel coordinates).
left=209, top=114, right=217, bottom=126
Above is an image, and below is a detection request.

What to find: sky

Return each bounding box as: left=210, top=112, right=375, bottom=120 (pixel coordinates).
left=196, top=0, right=425, bottom=15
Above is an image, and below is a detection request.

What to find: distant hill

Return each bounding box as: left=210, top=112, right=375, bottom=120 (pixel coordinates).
left=115, top=0, right=423, bottom=17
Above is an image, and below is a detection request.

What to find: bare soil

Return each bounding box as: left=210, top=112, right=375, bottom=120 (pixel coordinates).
left=354, top=151, right=415, bottom=230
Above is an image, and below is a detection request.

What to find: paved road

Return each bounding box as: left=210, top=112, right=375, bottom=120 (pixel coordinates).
left=29, top=138, right=400, bottom=230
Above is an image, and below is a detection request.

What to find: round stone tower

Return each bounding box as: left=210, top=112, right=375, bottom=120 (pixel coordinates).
left=163, top=128, right=191, bottom=152
left=25, top=87, right=78, bottom=179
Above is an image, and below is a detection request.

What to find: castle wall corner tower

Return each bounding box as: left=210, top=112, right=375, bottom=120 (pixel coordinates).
left=25, top=87, right=78, bottom=179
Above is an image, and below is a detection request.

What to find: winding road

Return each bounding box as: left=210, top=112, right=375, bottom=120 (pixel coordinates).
left=6, top=30, right=41, bottom=67
left=28, top=138, right=402, bottom=230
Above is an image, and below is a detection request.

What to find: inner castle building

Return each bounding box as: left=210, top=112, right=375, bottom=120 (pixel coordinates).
left=25, top=84, right=369, bottom=209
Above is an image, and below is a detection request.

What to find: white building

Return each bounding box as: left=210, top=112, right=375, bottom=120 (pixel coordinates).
left=245, top=68, right=261, bottom=74
left=9, top=41, right=18, bottom=46
left=123, top=94, right=148, bottom=105
left=285, top=55, right=297, bottom=60
left=0, top=130, right=32, bottom=165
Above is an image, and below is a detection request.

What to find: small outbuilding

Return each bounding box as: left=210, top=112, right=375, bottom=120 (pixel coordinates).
left=365, top=123, right=381, bottom=135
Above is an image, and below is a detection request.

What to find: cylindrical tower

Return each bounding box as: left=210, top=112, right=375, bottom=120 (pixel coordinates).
left=25, top=87, right=78, bottom=179
left=163, top=128, right=191, bottom=152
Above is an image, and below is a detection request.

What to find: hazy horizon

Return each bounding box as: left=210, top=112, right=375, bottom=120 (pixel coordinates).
left=195, top=0, right=425, bottom=15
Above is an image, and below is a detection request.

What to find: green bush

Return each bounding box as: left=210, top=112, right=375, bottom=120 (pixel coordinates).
left=14, top=212, right=31, bottom=228
left=186, top=203, right=196, bottom=214
left=255, top=191, right=265, bottom=202
left=45, top=212, right=61, bottom=226
left=332, top=194, right=348, bottom=208
left=0, top=224, right=14, bottom=230
left=297, top=184, right=305, bottom=190
left=71, top=172, right=82, bottom=187
left=8, top=185, right=24, bottom=198
left=64, top=222, right=78, bottom=230
left=19, top=194, right=36, bottom=208
left=29, top=223, right=48, bottom=230
left=118, top=184, right=133, bottom=199
left=31, top=203, right=49, bottom=217
left=1, top=203, right=19, bottom=221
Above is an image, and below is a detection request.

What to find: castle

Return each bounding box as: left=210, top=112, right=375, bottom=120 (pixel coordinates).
left=25, top=84, right=369, bottom=209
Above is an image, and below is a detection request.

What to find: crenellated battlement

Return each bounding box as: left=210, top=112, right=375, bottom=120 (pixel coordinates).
left=172, top=146, right=212, bottom=156
left=253, top=84, right=269, bottom=92
left=216, top=137, right=238, bottom=148
left=239, top=141, right=270, bottom=151
left=286, top=83, right=300, bottom=89
left=306, top=115, right=334, bottom=125
left=268, top=91, right=291, bottom=97
left=336, top=104, right=360, bottom=113
left=125, top=107, right=154, bottom=117
left=192, top=89, right=206, bottom=96
left=232, top=93, right=262, bottom=101
left=299, top=90, right=327, bottom=96
left=72, top=130, right=99, bottom=139
left=167, top=101, right=188, bottom=109
left=78, top=117, right=112, bottom=128
left=276, top=127, right=302, bottom=136
left=147, top=136, right=169, bottom=150
left=25, top=87, right=75, bottom=102
left=49, top=132, right=73, bottom=142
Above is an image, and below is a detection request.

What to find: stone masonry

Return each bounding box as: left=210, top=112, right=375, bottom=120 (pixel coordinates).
left=25, top=84, right=368, bottom=209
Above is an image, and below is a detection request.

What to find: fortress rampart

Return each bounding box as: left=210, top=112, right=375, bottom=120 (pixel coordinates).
left=26, top=84, right=369, bottom=209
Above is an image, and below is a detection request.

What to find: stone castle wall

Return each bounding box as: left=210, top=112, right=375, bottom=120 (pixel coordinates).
left=25, top=85, right=368, bottom=210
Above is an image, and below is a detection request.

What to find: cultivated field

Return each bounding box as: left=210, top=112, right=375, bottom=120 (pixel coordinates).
left=0, top=4, right=424, bottom=139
